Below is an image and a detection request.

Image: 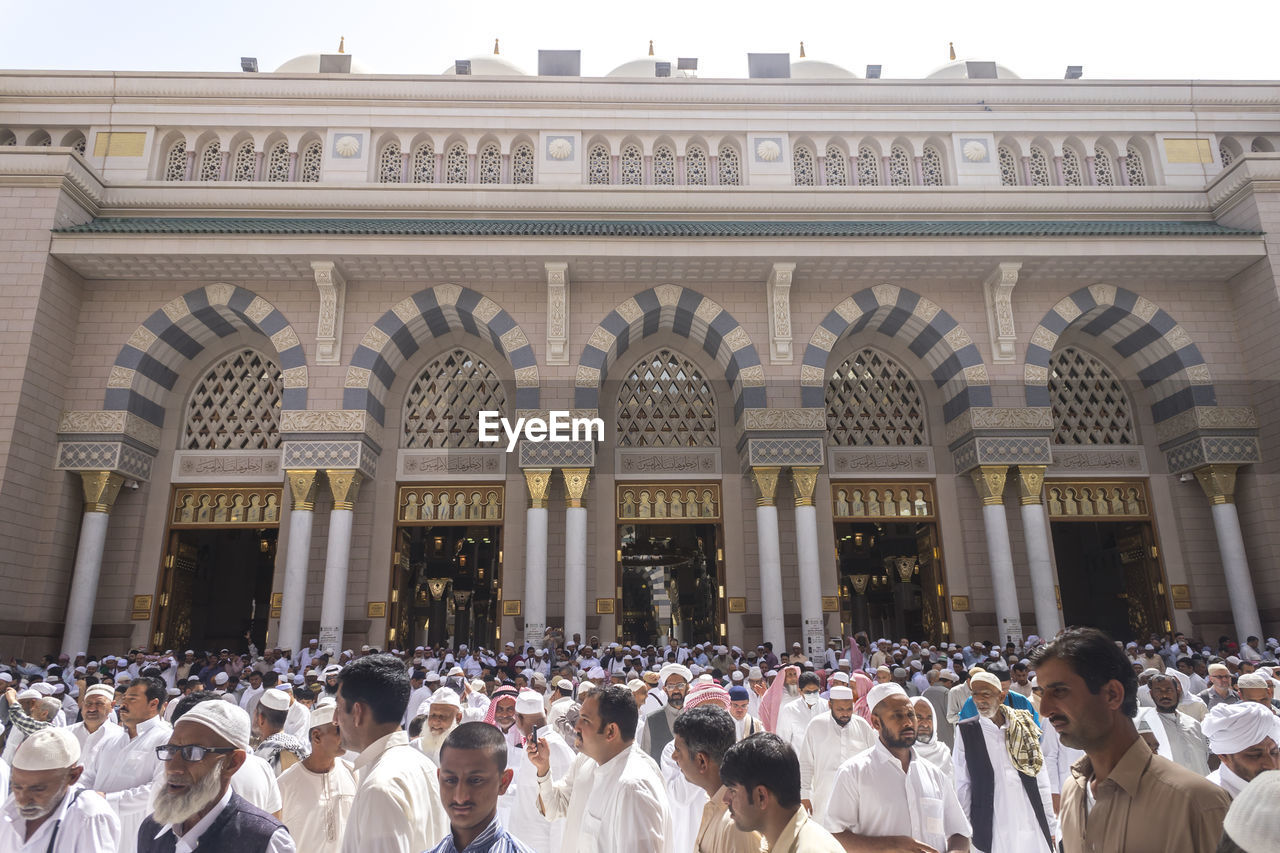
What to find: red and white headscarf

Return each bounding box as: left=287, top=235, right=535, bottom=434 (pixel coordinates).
left=684, top=681, right=730, bottom=711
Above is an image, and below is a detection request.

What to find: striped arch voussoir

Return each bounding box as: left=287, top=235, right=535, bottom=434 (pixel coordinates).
left=799, top=285, right=991, bottom=423
left=573, top=285, right=765, bottom=421
left=1022, top=284, right=1216, bottom=423
left=344, top=285, right=540, bottom=426
left=104, top=284, right=308, bottom=428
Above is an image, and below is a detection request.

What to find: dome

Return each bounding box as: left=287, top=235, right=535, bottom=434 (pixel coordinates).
left=605, top=57, right=676, bottom=78
left=442, top=55, right=531, bottom=76
left=273, top=53, right=374, bottom=74
left=790, top=59, right=858, bottom=79
left=925, top=59, right=1020, bottom=80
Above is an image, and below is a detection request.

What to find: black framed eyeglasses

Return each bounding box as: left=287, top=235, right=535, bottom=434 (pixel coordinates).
left=155, top=744, right=238, bottom=762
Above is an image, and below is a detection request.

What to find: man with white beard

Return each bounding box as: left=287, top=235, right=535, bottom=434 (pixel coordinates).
left=502, top=690, right=574, bottom=852
left=797, top=684, right=875, bottom=823
left=639, top=664, right=691, bottom=762
left=139, top=698, right=293, bottom=851
left=1, top=727, right=120, bottom=852
left=909, top=696, right=954, bottom=783
left=414, top=688, right=463, bottom=765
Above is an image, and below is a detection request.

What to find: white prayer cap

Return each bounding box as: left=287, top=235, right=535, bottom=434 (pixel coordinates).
left=0, top=672, right=12, bottom=683
left=166, top=688, right=180, bottom=697
left=576, top=681, right=595, bottom=699
left=1227, top=656, right=1242, bottom=666
left=940, top=670, right=958, bottom=682
left=115, top=673, right=132, bottom=683
left=425, top=672, right=441, bottom=683
left=588, top=666, right=607, bottom=680
left=837, top=659, right=851, bottom=668
left=84, top=684, right=115, bottom=702
left=659, top=663, right=692, bottom=685
left=306, top=670, right=319, bottom=678
left=259, top=687, right=292, bottom=711
left=910, top=660, right=923, bottom=671
left=730, top=671, right=744, bottom=682
left=866, top=683, right=907, bottom=714
left=829, top=686, right=855, bottom=701
left=13, top=727, right=81, bottom=771
left=178, top=699, right=251, bottom=752
left=748, top=666, right=763, bottom=680
left=969, top=671, right=1003, bottom=693
left=515, top=691, right=544, bottom=715
left=308, top=638, right=318, bottom=645
left=448, top=666, right=464, bottom=677
left=214, top=672, right=229, bottom=685
left=1237, top=673, right=1270, bottom=690
left=1209, top=663, right=1231, bottom=676
left=1221, top=769, right=1280, bottom=853
left=1202, top=702, right=1280, bottom=755
left=627, top=679, right=646, bottom=692
left=31, top=682, right=54, bottom=696
left=309, top=700, right=337, bottom=729
left=17, top=688, right=40, bottom=701
left=471, top=679, right=486, bottom=693
left=829, top=672, right=850, bottom=685
left=430, top=688, right=462, bottom=709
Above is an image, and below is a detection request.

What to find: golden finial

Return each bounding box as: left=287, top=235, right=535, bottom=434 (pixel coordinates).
left=949, top=41, right=956, bottom=61
left=494, top=38, right=500, bottom=55
left=338, top=36, right=345, bottom=54
left=648, top=40, right=654, bottom=57
left=799, top=41, right=806, bottom=59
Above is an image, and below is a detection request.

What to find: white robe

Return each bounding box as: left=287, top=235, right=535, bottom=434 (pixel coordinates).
left=797, top=712, right=876, bottom=823
left=86, top=714, right=172, bottom=853
left=278, top=758, right=357, bottom=853
left=342, top=730, right=448, bottom=853
left=952, top=716, right=1057, bottom=853
left=776, top=695, right=829, bottom=750
left=660, top=739, right=707, bottom=853
left=912, top=737, right=955, bottom=783
left=537, top=743, right=671, bottom=853
left=231, top=753, right=283, bottom=814
left=0, top=782, right=120, bottom=853
left=502, top=729, right=574, bottom=853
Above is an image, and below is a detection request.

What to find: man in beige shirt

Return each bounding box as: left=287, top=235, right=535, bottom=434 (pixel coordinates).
left=672, top=704, right=764, bottom=853
left=1032, top=628, right=1231, bottom=853
left=719, top=733, right=842, bottom=853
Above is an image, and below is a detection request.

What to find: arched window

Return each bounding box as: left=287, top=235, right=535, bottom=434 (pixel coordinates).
left=0, top=130, right=15, bottom=146
left=998, top=145, right=1019, bottom=186
left=184, top=349, right=282, bottom=450
left=1049, top=346, right=1136, bottom=445
left=299, top=140, right=323, bottom=182
left=793, top=144, right=815, bottom=186
left=1218, top=141, right=1234, bottom=168
left=1029, top=146, right=1052, bottom=186
left=512, top=143, right=535, bottom=184
left=164, top=140, right=187, bottom=182
left=1250, top=138, right=1272, bottom=153
left=588, top=143, right=610, bottom=185
left=686, top=145, right=708, bottom=185
left=402, top=348, right=507, bottom=449
left=265, top=141, right=290, bottom=182
left=478, top=143, right=502, bottom=184
left=825, top=145, right=848, bottom=186
left=620, top=143, right=643, bottom=185
left=198, top=141, right=222, bottom=181
left=653, top=145, right=675, bottom=185
left=70, top=135, right=87, bottom=155
left=921, top=145, right=944, bottom=186
left=231, top=140, right=256, bottom=182
left=825, top=348, right=927, bottom=447
left=1093, top=145, right=1115, bottom=186
left=616, top=349, right=718, bottom=448
left=445, top=143, right=468, bottom=184
left=717, top=144, right=740, bottom=185
left=1124, top=144, right=1147, bottom=186
left=411, top=142, right=435, bottom=183
left=378, top=141, right=402, bottom=184
left=857, top=146, right=880, bottom=186
left=29, top=131, right=51, bottom=146
left=888, top=146, right=913, bottom=186
left=1061, top=146, right=1083, bottom=186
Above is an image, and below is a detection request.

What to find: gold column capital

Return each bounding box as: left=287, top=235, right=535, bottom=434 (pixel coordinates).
left=285, top=469, right=320, bottom=512
left=1195, top=464, right=1239, bottom=505
left=791, top=466, right=821, bottom=507
left=325, top=469, right=363, bottom=511
left=80, top=471, right=125, bottom=514
left=969, top=465, right=1009, bottom=507
left=1015, top=465, right=1046, bottom=506
left=561, top=468, right=591, bottom=509
left=750, top=466, right=781, bottom=507
left=524, top=468, right=552, bottom=510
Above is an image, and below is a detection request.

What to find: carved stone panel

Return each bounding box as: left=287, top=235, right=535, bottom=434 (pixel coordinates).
left=1049, top=448, right=1147, bottom=476
left=173, top=451, right=283, bottom=483
left=396, top=449, right=506, bottom=480
left=829, top=448, right=934, bottom=477
left=616, top=448, right=720, bottom=478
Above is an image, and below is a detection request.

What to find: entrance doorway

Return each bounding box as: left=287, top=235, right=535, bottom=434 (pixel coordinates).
left=1048, top=481, right=1169, bottom=642
left=155, top=486, right=282, bottom=653
left=617, top=484, right=725, bottom=646
left=831, top=483, right=950, bottom=642
left=388, top=485, right=504, bottom=650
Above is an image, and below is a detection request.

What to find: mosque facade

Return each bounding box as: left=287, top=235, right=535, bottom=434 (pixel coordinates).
left=1, top=48, right=1277, bottom=659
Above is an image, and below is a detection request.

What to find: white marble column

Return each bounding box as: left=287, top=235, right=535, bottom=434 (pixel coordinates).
left=752, top=467, right=786, bottom=652
left=791, top=467, right=826, bottom=661
left=1016, top=466, right=1062, bottom=638
left=61, top=472, right=125, bottom=657
left=971, top=466, right=1023, bottom=645
left=561, top=468, right=590, bottom=645
left=523, top=468, right=552, bottom=650
left=1196, top=465, right=1263, bottom=643
left=318, top=470, right=362, bottom=656
left=276, top=469, right=319, bottom=654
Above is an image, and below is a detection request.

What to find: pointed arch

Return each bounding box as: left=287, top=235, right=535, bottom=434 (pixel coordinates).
left=1024, top=284, right=1216, bottom=423
left=345, top=285, right=540, bottom=425
left=575, top=285, right=766, bottom=421
left=105, top=285, right=308, bottom=427
left=799, top=285, right=991, bottom=423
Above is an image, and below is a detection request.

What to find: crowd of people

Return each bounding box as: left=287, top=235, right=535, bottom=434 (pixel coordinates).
left=1, top=626, right=1278, bottom=852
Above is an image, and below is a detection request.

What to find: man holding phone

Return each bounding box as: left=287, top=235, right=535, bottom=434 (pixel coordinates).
left=505, top=690, right=574, bottom=852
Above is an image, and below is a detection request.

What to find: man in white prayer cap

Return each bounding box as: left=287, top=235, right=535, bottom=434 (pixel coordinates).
left=501, top=690, right=574, bottom=853
left=1202, top=702, right=1280, bottom=798
left=797, top=683, right=874, bottom=823
left=639, top=663, right=691, bottom=762
left=254, top=688, right=310, bottom=776
left=415, top=688, right=463, bottom=765
left=1217, top=768, right=1280, bottom=853
left=823, top=682, right=971, bottom=852
left=277, top=701, right=355, bottom=853
left=1, top=727, right=120, bottom=852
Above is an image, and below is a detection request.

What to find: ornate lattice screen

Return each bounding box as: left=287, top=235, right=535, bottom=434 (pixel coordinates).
left=616, top=349, right=718, bottom=448
left=1049, top=346, right=1137, bottom=445
left=826, top=348, right=927, bottom=447
left=183, top=349, right=282, bottom=450
left=402, top=349, right=507, bottom=449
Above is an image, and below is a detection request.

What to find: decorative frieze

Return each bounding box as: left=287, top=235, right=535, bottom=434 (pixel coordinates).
left=1163, top=435, right=1261, bottom=475
left=279, top=410, right=369, bottom=434
left=745, top=437, right=824, bottom=468
left=616, top=448, right=719, bottom=477
left=282, top=440, right=377, bottom=478
left=397, top=484, right=504, bottom=522
left=1154, top=406, right=1258, bottom=447
left=1049, top=448, right=1146, bottom=475
left=832, top=482, right=935, bottom=519
left=170, top=486, right=283, bottom=526
left=951, top=435, right=1053, bottom=473
left=766, top=262, right=795, bottom=364
left=829, top=448, right=933, bottom=477
left=56, top=440, right=155, bottom=482
left=545, top=262, right=569, bottom=365
left=944, top=407, right=1053, bottom=446
left=59, top=409, right=162, bottom=452
left=311, top=261, right=346, bottom=366
left=396, top=449, right=505, bottom=479
left=983, top=262, right=1021, bottom=363
left=519, top=440, right=594, bottom=468
left=1046, top=480, right=1150, bottom=519
left=173, top=451, right=282, bottom=483
left=743, top=408, right=825, bottom=432
left=617, top=482, right=721, bottom=521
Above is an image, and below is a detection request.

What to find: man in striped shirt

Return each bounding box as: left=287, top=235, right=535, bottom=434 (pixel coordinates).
left=426, top=722, right=533, bottom=853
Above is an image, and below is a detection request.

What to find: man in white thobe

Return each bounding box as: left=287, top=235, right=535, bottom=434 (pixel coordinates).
left=66, top=684, right=125, bottom=762
left=1, top=727, right=120, bottom=853
left=1201, top=701, right=1280, bottom=799
left=531, top=683, right=671, bottom=853
left=1147, top=673, right=1211, bottom=775
left=909, top=696, right=955, bottom=783
left=797, top=685, right=875, bottom=823
left=335, top=655, right=448, bottom=853
left=278, top=701, right=356, bottom=853
left=952, top=671, right=1056, bottom=853
left=775, top=673, right=828, bottom=750
left=502, top=690, right=573, bottom=852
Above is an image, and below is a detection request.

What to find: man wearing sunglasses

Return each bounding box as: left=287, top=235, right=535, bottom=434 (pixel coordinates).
left=138, top=700, right=295, bottom=852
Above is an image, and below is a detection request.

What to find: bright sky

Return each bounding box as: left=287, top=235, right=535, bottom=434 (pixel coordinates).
left=6, top=0, right=1279, bottom=80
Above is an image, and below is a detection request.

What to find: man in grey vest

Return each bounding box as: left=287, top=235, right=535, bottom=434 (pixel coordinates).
left=638, top=663, right=690, bottom=762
